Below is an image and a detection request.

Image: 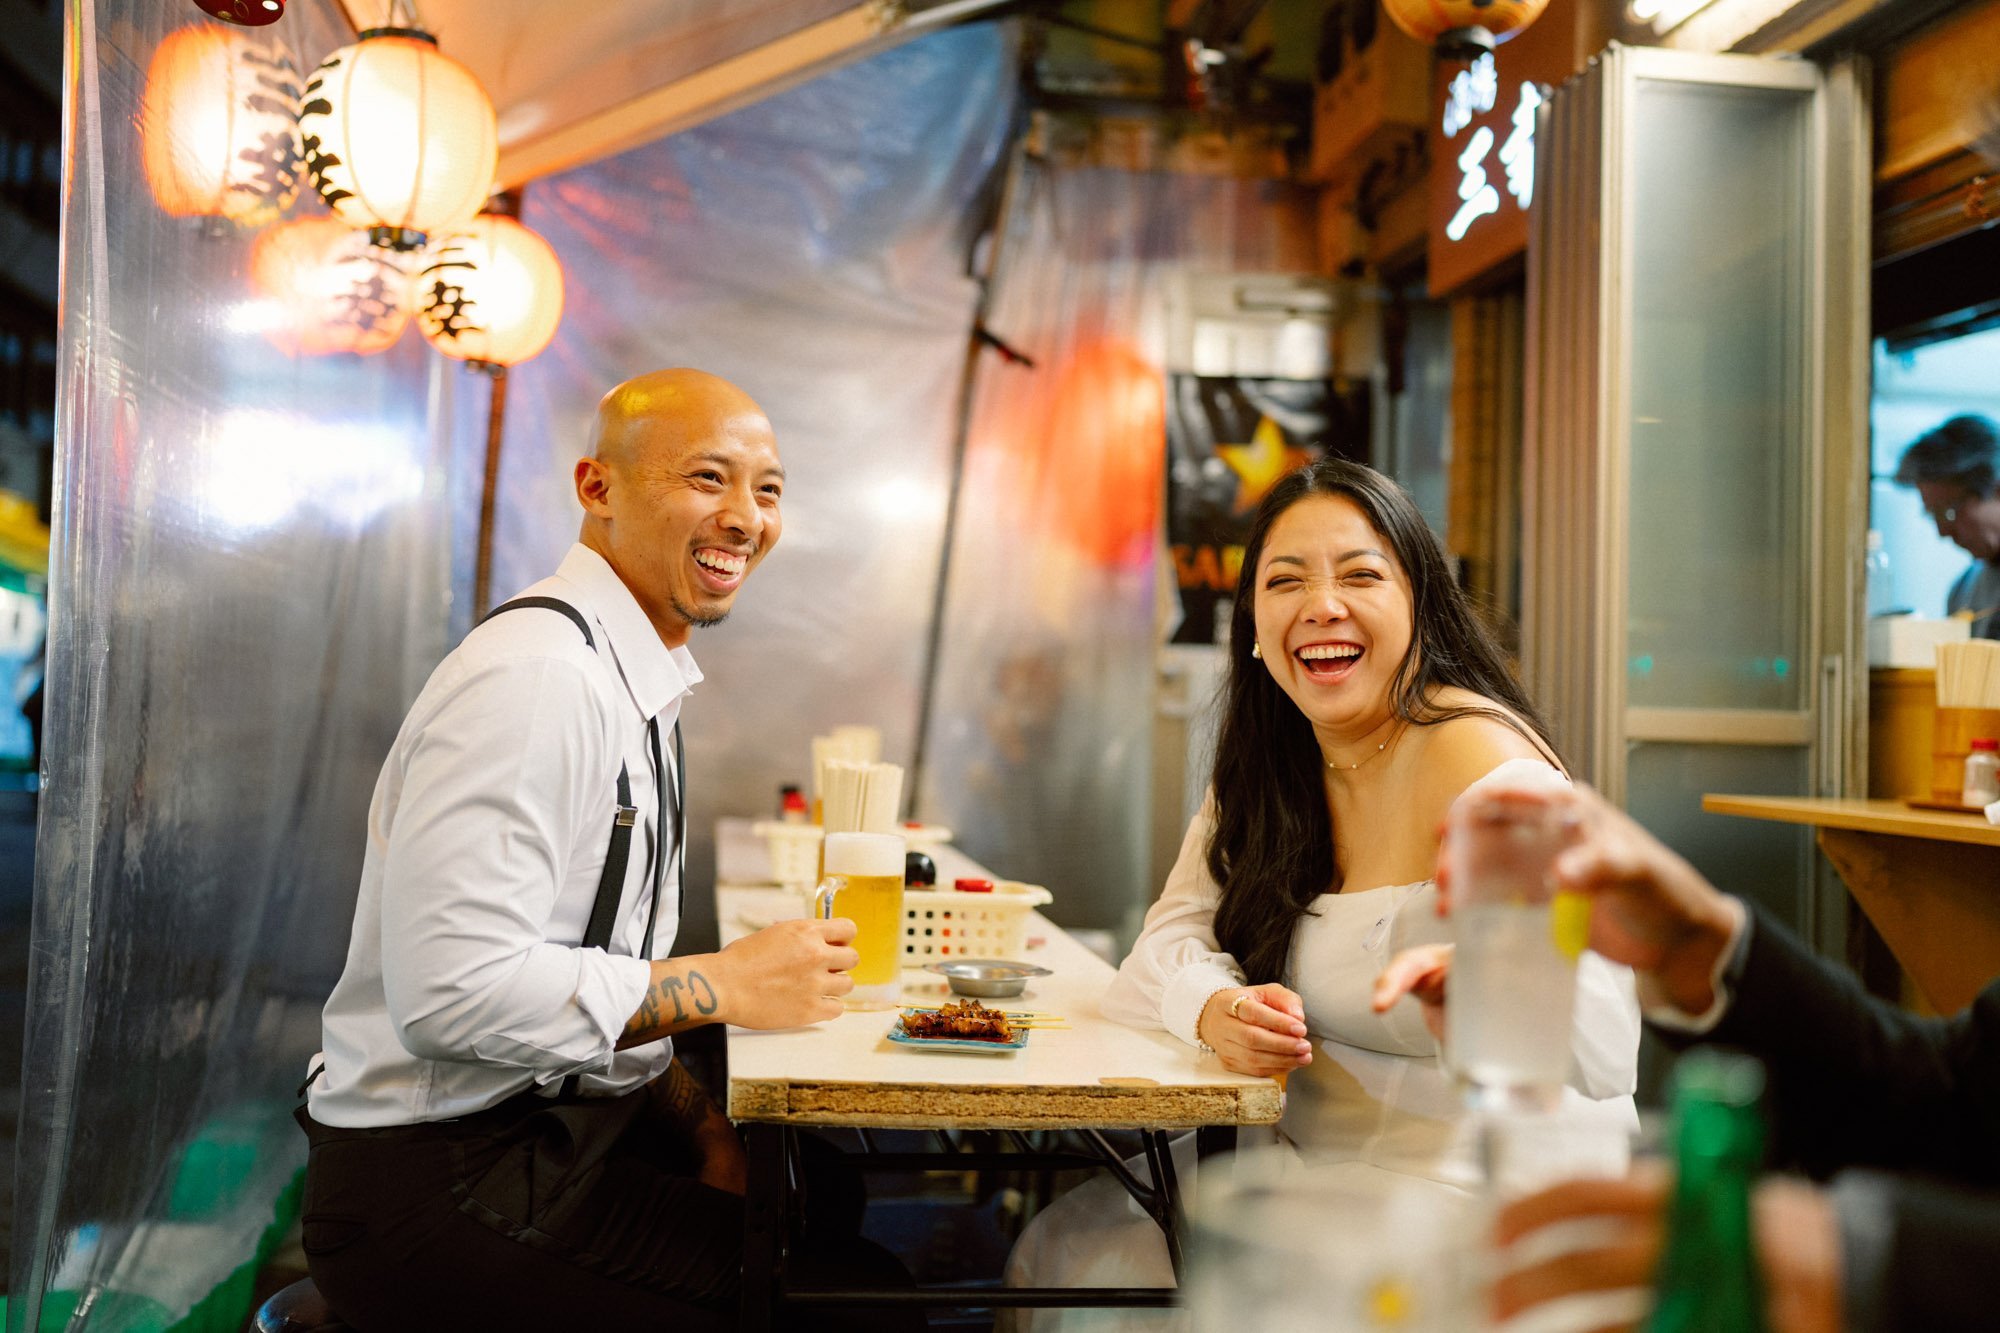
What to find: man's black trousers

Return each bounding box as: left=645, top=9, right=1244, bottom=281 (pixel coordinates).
left=297, top=1082, right=915, bottom=1330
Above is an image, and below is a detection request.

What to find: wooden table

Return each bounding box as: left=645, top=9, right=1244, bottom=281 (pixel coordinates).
left=713, top=819, right=1282, bottom=1324
left=1701, top=795, right=2000, bottom=1013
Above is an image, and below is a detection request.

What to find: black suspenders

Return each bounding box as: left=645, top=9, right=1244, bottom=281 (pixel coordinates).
left=482, top=596, right=684, bottom=1098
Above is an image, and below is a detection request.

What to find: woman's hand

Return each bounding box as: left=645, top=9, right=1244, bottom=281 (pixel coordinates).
left=1371, top=942, right=1452, bottom=1042
left=1197, top=983, right=1313, bottom=1077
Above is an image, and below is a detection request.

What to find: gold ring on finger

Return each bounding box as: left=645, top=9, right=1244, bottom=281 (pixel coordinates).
left=1228, top=994, right=1248, bottom=1020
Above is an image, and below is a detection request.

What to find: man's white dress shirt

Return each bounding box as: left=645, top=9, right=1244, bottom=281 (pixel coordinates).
left=310, top=543, right=698, bottom=1128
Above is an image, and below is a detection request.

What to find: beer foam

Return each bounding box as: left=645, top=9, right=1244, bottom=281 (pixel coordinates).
left=822, top=831, right=906, bottom=877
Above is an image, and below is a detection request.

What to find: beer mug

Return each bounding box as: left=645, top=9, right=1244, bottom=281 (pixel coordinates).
left=812, top=831, right=906, bottom=1010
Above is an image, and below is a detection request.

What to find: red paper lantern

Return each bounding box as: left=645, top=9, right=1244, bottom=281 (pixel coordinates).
left=192, top=0, right=285, bottom=23
left=249, top=216, right=412, bottom=357
left=1035, top=339, right=1165, bottom=569
left=1380, top=0, right=1549, bottom=53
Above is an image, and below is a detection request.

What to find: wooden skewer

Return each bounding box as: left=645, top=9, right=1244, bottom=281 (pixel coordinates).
left=902, top=1005, right=1064, bottom=1020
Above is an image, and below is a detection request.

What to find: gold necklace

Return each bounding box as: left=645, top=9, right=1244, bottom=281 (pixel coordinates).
left=1323, top=721, right=1400, bottom=771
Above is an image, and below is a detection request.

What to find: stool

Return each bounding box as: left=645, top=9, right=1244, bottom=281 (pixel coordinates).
left=254, top=1277, right=354, bottom=1333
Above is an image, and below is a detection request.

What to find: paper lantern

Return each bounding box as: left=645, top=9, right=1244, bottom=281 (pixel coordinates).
left=415, top=215, right=564, bottom=369
left=192, top=0, right=285, bottom=23
left=249, top=216, right=412, bottom=357
left=1035, top=339, right=1165, bottom=569
left=140, top=24, right=301, bottom=225
left=1381, top=0, right=1549, bottom=53
left=298, top=28, right=497, bottom=251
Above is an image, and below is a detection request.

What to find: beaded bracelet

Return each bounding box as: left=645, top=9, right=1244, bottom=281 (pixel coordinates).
left=1194, top=984, right=1239, bottom=1054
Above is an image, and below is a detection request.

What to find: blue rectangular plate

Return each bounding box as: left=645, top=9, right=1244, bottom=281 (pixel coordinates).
left=887, top=1014, right=1029, bottom=1055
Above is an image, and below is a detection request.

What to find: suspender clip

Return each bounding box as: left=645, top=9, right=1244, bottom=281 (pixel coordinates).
left=615, top=805, right=638, bottom=828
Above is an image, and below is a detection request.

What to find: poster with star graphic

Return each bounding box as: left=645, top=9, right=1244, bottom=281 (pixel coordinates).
left=1165, top=375, right=1368, bottom=645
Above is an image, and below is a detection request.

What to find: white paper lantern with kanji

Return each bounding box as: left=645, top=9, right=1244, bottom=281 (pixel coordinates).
left=141, top=24, right=301, bottom=226
left=250, top=216, right=413, bottom=357
left=415, top=215, right=564, bottom=369
left=298, top=28, right=497, bottom=250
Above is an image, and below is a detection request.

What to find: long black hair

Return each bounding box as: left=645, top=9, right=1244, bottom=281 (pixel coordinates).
left=1207, top=459, right=1559, bottom=985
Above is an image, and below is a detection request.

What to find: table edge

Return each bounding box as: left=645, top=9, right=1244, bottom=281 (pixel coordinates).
left=728, top=1076, right=1284, bottom=1129
left=1701, top=794, right=2000, bottom=847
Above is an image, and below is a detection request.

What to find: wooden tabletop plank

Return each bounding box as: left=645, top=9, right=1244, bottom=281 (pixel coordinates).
left=715, top=878, right=1282, bottom=1130
left=1700, top=795, right=2000, bottom=848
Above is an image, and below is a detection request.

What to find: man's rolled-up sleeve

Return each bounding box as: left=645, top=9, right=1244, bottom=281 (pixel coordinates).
left=378, top=654, right=651, bottom=1075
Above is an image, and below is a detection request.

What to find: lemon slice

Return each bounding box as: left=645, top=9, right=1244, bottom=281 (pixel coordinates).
left=1550, top=891, right=1591, bottom=962
left=1365, top=1276, right=1414, bottom=1326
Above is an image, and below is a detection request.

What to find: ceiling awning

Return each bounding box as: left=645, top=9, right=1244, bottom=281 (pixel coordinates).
left=336, top=0, right=1015, bottom=187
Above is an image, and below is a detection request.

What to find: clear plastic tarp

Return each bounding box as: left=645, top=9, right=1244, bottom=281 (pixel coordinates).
left=29, top=2, right=1317, bottom=1323
left=449, top=22, right=1019, bottom=949
left=19, top=2, right=451, bottom=1325
left=919, top=160, right=1317, bottom=929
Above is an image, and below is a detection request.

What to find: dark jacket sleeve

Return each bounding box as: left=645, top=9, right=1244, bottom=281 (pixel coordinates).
left=1835, top=1170, right=2000, bottom=1332
left=1665, top=904, right=2000, bottom=1186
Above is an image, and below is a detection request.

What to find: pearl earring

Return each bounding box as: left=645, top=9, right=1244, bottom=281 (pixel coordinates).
left=1251, top=642, right=1262, bottom=660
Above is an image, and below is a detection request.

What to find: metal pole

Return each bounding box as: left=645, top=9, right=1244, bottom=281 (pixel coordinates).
left=906, top=115, right=1032, bottom=817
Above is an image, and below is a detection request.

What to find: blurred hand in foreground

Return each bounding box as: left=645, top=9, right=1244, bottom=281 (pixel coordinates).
left=1375, top=780, right=1745, bottom=1023
left=1491, top=1166, right=1842, bottom=1333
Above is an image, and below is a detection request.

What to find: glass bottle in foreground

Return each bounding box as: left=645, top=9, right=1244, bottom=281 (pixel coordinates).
left=1645, top=1049, right=1768, bottom=1333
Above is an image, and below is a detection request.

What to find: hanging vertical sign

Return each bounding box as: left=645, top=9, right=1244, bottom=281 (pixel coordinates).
left=1165, top=376, right=1369, bottom=645
left=1427, top=0, right=1582, bottom=296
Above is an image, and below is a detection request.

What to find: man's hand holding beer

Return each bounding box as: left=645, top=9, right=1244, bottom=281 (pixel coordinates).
left=618, top=917, right=859, bottom=1049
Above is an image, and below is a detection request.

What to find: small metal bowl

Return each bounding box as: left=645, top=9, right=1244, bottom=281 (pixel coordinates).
left=925, top=958, right=1052, bottom=999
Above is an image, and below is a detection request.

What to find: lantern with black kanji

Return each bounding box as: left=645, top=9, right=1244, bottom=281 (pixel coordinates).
left=250, top=215, right=413, bottom=357
left=415, top=215, right=564, bottom=370
left=298, top=26, right=497, bottom=250
left=141, top=24, right=301, bottom=226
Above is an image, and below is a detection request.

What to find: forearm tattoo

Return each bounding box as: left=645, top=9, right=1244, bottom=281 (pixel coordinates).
left=623, top=965, right=716, bottom=1044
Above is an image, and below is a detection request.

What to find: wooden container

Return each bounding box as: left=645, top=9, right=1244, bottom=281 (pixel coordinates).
left=1933, top=706, right=2000, bottom=805
left=1869, top=668, right=1935, bottom=800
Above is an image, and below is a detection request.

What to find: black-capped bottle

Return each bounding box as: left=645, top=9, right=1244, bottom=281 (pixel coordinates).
left=1645, top=1049, right=1768, bottom=1333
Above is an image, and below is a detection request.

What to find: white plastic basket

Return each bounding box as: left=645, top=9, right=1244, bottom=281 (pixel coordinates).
left=901, top=883, right=1052, bottom=963
left=750, top=820, right=823, bottom=888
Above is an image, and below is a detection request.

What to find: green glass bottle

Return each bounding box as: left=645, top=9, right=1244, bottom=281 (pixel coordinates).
left=1644, top=1049, right=1768, bottom=1333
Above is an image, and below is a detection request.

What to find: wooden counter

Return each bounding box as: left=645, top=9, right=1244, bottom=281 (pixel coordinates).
left=716, top=883, right=1281, bottom=1130
left=1702, top=794, right=2000, bottom=1013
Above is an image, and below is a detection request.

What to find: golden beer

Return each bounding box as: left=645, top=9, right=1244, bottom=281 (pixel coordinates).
left=813, top=832, right=906, bottom=1007
left=827, top=873, right=904, bottom=987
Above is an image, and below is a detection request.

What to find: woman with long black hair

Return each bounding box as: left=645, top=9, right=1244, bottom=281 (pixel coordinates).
left=1004, top=460, right=1639, bottom=1327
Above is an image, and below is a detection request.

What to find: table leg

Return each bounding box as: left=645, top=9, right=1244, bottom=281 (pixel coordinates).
left=1145, top=1131, right=1188, bottom=1282
left=1817, top=829, right=2000, bottom=1015
left=740, top=1122, right=787, bottom=1332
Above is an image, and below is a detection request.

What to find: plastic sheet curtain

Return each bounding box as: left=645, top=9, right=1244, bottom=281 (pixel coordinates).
left=446, top=22, right=1017, bottom=949
left=18, top=2, right=452, bottom=1326
left=918, top=162, right=1317, bottom=930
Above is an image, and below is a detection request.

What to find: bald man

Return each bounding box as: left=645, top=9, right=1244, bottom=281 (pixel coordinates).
left=298, top=371, right=888, bottom=1329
